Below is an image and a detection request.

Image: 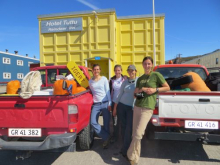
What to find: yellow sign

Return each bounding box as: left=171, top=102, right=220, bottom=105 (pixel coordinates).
left=67, top=61, right=89, bottom=88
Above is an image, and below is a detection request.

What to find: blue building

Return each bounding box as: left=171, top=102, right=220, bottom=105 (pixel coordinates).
left=0, top=51, right=39, bottom=82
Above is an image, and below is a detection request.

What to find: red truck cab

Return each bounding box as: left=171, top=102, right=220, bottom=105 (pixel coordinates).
left=32, top=65, right=93, bottom=87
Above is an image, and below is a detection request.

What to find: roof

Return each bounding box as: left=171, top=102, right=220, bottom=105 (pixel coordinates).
left=37, top=8, right=165, bottom=20
left=0, top=51, right=39, bottom=61
left=117, top=14, right=165, bottom=20
left=155, top=64, right=205, bottom=68
left=38, top=8, right=116, bottom=18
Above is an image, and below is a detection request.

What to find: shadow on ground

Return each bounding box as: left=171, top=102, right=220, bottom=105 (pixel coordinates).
left=141, top=136, right=220, bottom=164
left=0, top=151, right=62, bottom=165
left=77, top=137, right=130, bottom=165
left=83, top=135, right=220, bottom=165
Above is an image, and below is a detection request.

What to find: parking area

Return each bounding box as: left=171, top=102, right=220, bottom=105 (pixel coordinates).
left=0, top=137, right=220, bottom=165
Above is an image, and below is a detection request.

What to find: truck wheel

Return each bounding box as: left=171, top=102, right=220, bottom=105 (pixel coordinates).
left=145, top=122, right=155, bottom=140
left=78, top=123, right=94, bottom=150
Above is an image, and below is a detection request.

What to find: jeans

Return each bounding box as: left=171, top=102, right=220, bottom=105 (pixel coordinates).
left=117, top=102, right=133, bottom=155
left=91, top=102, right=110, bottom=141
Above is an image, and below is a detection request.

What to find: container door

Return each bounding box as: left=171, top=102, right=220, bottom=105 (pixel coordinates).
left=88, top=60, right=109, bottom=79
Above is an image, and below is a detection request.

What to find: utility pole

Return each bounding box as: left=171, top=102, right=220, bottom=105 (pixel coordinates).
left=173, top=54, right=182, bottom=64
left=177, top=54, right=182, bottom=64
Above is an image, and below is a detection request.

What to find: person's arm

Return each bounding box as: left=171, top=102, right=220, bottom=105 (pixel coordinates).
left=113, top=103, right=118, bottom=117
left=104, top=77, right=112, bottom=111
left=143, top=82, right=170, bottom=94
left=109, top=79, right=112, bottom=95
left=88, top=80, right=94, bottom=95
left=143, top=73, right=170, bottom=95
left=112, top=81, right=126, bottom=115
left=115, top=80, right=126, bottom=104
left=134, top=77, right=141, bottom=96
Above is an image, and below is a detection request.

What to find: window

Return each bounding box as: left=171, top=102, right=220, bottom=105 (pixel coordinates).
left=3, top=72, right=11, bottom=79
left=28, top=62, right=34, bottom=67
left=156, top=67, right=207, bottom=80
left=59, top=69, right=70, bottom=77
left=17, top=73, right=24, bottom=79
left=47, top=69, right=57, bottom=84
left=17, top=60, right=23, bottom=66
left=3, top=57, right=10, bottom=64
left=39, top=70, right=46, bottom=85
left=216, top=58, right=219, bottom=65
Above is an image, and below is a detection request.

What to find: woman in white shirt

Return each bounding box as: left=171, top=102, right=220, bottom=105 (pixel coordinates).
left=109, top=65, right=126, bottom=142
left=89, top=64, right=112, bottom=149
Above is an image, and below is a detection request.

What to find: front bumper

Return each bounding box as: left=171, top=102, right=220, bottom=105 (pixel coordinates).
left=0, top=133, right=76, bottom=151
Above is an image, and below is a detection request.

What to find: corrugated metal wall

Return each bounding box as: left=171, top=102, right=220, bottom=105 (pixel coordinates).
left=39, top=12, right=115, bottom=67
left=117, top=17, right=165, bottom=76
left=38, top=9, right=165, bottom=77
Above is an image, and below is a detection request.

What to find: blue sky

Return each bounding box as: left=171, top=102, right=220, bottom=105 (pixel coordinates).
left=0, top=0, right=219, bottom=61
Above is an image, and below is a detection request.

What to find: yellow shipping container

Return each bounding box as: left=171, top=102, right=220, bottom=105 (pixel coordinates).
left=38, top=9, right=165, bottom=78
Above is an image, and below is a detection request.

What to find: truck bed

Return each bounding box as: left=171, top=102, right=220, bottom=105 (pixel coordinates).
left=0, top=90, right=93, bottom=136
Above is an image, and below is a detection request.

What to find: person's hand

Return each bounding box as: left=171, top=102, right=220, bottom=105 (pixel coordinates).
left=145, top=88, right=156, bottom=95
left=108, top=106, right=112, bottom=111
left=113, top=108, right=117, bottom=117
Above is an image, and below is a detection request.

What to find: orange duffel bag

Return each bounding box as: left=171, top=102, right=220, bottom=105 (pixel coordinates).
left=7, top=80, right=20, bottom=94
left=75, top=86, right=86, bottom=94
left=181, top=72, right=211, bottom=92
left=53, top=79, right=77, bottom=95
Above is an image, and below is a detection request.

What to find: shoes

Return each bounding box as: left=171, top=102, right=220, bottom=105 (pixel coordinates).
left=119, top=150, right=129, bottom=161
left=129, top=160, right=138, bottom=165
left=110, top=136, right=116, bottom=143
left=102, top=136, right=111, bottom=149
left=122, top=154, right=129, bottom=161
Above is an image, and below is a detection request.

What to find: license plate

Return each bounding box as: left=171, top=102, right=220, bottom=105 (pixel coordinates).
left=185, top=120, right=219, bottom=129
left=8, top=128, right=42, bottom=137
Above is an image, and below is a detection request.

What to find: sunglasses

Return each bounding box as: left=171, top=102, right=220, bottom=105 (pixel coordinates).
left=128, top=80, right=135, bottom=83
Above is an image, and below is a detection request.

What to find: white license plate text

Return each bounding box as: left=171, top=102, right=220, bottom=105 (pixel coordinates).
left=8, top=128, right=42, bottom=137
left=185, top=120, right=218, bottom=129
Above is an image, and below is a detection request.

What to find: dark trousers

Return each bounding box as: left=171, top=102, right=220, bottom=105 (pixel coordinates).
left=111, top=102, right=119, bottom=141
left=117, top=102, right=133, bottom=155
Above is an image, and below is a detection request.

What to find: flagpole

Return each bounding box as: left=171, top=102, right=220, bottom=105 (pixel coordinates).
left=153, top=0, right=156, bottom=66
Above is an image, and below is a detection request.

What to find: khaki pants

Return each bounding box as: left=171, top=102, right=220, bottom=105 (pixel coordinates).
left=127, top=106, right=153, bottom=163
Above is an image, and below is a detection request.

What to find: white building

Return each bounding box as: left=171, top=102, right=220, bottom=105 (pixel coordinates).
left=183, top=49, right=220, bottom=69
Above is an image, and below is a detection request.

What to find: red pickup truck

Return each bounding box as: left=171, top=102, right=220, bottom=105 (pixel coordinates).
left=149, top=64, right=220, bottom=143
left=0, top=65, right=94, bottom=152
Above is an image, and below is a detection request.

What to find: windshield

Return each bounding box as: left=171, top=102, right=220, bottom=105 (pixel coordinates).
left=156, top=67, right=207, bottom=80
left=39, top=70, right=46, bottom=85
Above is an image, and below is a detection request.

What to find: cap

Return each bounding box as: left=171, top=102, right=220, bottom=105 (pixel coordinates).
left=127, top=65, right=136, bottom=71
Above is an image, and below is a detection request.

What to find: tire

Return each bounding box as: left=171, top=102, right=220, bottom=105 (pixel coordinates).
left=78, top=122, right=94, bottom=150
left=145, top=122, right=155, bottom=140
